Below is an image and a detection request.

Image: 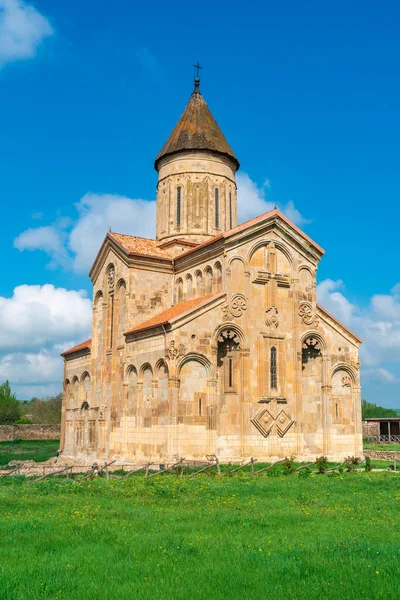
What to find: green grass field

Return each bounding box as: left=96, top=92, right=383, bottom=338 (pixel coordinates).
left=0, top=472, right=399, bottom=600
left=0, top=440, right=59, bottom=467
left=363, top=442, right=400, bottom=451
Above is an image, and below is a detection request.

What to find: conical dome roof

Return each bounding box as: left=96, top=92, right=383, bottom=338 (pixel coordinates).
left=155, top=88, right=239, bottom=171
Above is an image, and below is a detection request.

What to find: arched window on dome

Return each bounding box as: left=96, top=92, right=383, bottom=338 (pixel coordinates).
left=229, top=191, right=232, bottom=229
left=215, top=188, right=219, bottom=228
left=177, top=186, right=182, bottom=227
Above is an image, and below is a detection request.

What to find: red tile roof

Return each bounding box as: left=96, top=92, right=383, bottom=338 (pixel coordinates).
left=61, top=339, right=92, bottom=357
left=177, top=209, right=325, bottom=259
left=110, top=232, right=172, bottom=260
left=125, top=292, right=223, bottom=335
left=317, top=305, right=362, bottom=343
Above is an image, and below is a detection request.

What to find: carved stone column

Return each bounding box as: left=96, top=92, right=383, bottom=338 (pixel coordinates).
left=167, top=376, right=180, bottom=460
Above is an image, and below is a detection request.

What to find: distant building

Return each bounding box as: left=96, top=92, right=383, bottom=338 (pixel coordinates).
left=363, top=418, right=400, bottom=442
left=60, top=75, right=363, bottom=463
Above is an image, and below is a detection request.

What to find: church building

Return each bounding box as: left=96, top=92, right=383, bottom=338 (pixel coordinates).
left=61, top=74, right=363, bottom=463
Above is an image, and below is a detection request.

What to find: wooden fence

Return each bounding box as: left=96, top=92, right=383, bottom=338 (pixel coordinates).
left=1, top=455, right=396, bottom=481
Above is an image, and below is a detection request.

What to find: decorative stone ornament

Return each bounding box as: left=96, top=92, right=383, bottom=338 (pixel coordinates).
left=265, top=306, right=279, bottom=328
left=342, top=375, right=352, bottom=387
left=275, top=410, right=294, bottom=437
left=298, top=302, right=318, bottom=327
left=217, top=330, right=241, bottom=348
left=230, top=294, right=247, bottom=318
left=251, top=408, right=274, bottom=437
left=166, top=340, right=186, bottom=361
left=251, top=408, right=294, bottom=438
left=107, top=265, right=115, bottom=293
left=222, top=294, right=248, bottom=319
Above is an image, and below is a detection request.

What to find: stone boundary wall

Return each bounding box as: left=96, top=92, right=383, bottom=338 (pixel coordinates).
left=363, top=449, right=400, bottom=460
left=0, top=425, right=61, bottom=442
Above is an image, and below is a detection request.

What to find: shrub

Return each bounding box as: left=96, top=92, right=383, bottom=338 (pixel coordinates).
left=315, top=456, right=328, bottom=474
left=345, top=456, right=361, bottom=472
left=365, top=456, right=372, bottom=472
left=282, top=456, right=296, bottom=475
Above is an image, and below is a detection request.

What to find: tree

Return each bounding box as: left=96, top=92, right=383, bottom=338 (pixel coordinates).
left=21, top=393, right=62, bottom=424
left=0, top=380, right=20, bottom=424
left=361, top=399, right=398, bottom=420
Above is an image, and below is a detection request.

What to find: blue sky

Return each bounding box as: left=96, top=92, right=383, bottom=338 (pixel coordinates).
left=1, top=0, right=399, bottom=404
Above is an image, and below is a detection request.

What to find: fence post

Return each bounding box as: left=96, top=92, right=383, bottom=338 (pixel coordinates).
left=251, top=457, right=254, bottom=476
left=216, top=457, right=221, bottom=476
left=394, top=457, right=397, bottom=472
left=66, top=465, right=69, bottom=480
left=145, top=463, right=150, bottom=478
left=105, top=462, right=109, bottom=480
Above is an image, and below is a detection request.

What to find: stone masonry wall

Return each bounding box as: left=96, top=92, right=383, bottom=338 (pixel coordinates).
left=363, top=449, right=400, bottom=461
left=0, top=424, right=61, bottom=442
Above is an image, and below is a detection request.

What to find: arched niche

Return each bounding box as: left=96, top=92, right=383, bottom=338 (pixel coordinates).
left=156, top=360, right=169, bottom=420
left=229, top=257, right=245, bottom=292
left=72, top=376, right=80, bottom=409
left=195, top=270, right=203, bottom=297
left=175, top=278, right=184, bottom=303
left=126, top=366, right=138, bottom=415
left=81, top=372, right=91, bottom=402
left=204, top=267, right=213, bottom=294
left=117, top=280, right=127, bottom=344
left=214, top=262, right=222, bottom=291
left=179, top=358, right=209, bottom=421
left=331, top=367, right=354, bottom=424
left=299, top=266, right=314, bottom=292
left=186, top=274, right=193, bottom=299
left=141, top=365, right=153, bottom=427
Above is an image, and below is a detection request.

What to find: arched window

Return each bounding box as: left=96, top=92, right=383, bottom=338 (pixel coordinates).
left=270, top=347, right=277, bottom=389
left=215, top=188, right=219, bottom=228
left=229, top=191, right=232, bottom=229
left=177, top=187, right=182, bottom=227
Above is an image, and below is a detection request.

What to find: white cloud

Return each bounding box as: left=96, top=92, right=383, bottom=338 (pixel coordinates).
left=237, top=172, right=310, bottom=227
left=14, top=225, right=67, bottom=268
left=14, top=175, right=309, bottom=273
left=0, top=0, right=53, bottom=67
left=69, top=193, right=156, bottom=272
left=0, top=284, right=92, bottom=399
left=0, top=284, right=92, bottom=351
left=317, top=279, right=400, bottom=400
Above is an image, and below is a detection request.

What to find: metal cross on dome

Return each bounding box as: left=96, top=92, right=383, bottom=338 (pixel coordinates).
left=193, top=62, right=203, bottom=79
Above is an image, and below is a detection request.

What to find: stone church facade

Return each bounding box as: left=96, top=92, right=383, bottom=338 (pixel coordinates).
left=61, top=77, right=363, bottom=463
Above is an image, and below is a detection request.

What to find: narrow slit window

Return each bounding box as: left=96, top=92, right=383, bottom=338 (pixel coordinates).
left=228, top=358, right=233, bottom=388
left=215, top=188, right=219, bottom=228
left=270, top=346, right=277, bottom=389
left=198, top=398, right=202, bottom=416
left=229, top=192, right=232, bottom=229
left=335, top=403, right=338, bottom=419
left=177, top=187, right=181, bottom=227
